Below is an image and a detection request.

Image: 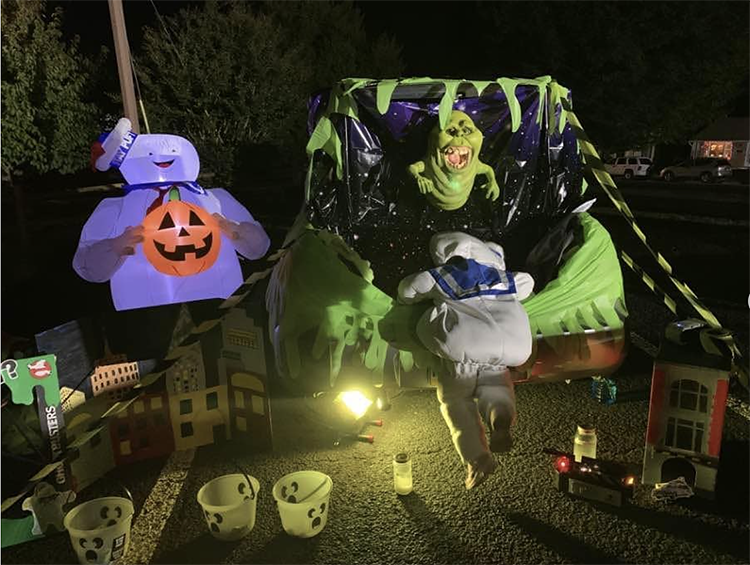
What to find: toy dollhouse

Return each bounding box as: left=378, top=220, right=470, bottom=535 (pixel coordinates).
left=642, top=321, right=731, bottom=498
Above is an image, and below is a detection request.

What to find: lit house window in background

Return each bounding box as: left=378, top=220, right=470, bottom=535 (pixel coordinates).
left=701, top=141, right=732, bottom=160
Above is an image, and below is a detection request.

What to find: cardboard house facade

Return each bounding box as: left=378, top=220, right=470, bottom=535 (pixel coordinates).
left=642, top=339, right=730, bottom=498
left=111, top=390, right=175, bottom=466
left=66, top=404, right=116, bottom=492
left=91, top=356, right=140, bottom=403
left=60, top=387, right=86, bottom=413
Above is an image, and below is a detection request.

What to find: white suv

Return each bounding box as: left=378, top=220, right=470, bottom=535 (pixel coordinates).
left=605, top=157, right=653, bottom=179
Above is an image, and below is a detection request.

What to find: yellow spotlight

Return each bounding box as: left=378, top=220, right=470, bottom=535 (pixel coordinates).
left=624, top=475, right=636, bottom=487
left=336, top=390, right=373, bottom=420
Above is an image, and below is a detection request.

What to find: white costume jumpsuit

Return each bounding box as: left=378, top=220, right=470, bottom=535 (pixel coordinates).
left=397, top=232, right=534, bottom=467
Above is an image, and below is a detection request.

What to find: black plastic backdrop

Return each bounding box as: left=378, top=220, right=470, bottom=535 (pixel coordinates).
left=305, top=82, right=587, bottom=296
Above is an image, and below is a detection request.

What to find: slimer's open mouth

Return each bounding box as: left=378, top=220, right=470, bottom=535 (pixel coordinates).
left=443, top=146, right=471, bottom=170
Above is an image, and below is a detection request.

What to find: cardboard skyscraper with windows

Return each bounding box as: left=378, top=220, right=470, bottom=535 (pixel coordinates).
left=68, top=304, right=273, bottom=484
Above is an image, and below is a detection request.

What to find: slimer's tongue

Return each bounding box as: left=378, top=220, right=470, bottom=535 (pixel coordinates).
left=447, top=151, right=461, bottom=166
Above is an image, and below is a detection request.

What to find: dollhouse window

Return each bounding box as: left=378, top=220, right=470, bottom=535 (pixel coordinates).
left=665, top=417, right=704, bottom=453
left=669, top=379, right=709, bottom=413
left=206, top=391, right=218, bottom=410
left=181, top=422, right=194, bottom=437
left=235, top=390, right=246, bottom=409
left=180, top=399, right=193, bottom=415
left=236, top=416, right=247, bottom=431
left=251, top=395, right=265, bottom=416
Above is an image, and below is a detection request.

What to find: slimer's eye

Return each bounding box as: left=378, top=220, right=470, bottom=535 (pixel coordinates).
left=463, top=127, right=472, bottom=135
left=158, top=213, right=175, bottom=230
left=189, top=211, right=204, bottom=226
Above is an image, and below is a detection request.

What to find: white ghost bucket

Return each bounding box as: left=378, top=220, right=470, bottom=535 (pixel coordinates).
left=272, top=471, right=332, bottom=538
left=63, top=496, right=134, bottom=565
left=196, top=473, right=260, bottom=542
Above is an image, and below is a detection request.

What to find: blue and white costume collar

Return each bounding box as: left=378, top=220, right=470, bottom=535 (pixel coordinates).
left=121, top=181, right=206, bottom=195
left=429, top=256, right=517, bottom=300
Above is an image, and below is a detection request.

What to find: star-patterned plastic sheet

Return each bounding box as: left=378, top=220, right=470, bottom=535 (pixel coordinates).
left=305, top=81, right=585, bottom=296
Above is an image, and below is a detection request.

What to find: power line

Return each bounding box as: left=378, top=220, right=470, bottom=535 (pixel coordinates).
left=148, top=0, right=186, bottom=69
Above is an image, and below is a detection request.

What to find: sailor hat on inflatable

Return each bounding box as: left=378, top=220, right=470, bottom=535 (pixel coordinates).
left=90, top=117, right=138, bottom=172
left=89, top=118, right=200, bottom=186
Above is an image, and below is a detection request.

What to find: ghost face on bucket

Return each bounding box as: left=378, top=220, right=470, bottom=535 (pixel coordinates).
left=118, top=134, right=200, bottom=185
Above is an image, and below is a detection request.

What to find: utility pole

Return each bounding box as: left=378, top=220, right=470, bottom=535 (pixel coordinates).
left=108, top=0, right=140, bottom=133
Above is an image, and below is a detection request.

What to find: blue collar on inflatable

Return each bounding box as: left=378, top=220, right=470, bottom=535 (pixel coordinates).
left=121, top=181, right=206, bottom=195
left=429, top=258, right=517, bottom=300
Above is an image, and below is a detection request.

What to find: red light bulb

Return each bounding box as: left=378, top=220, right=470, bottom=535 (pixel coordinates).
left=555, top=456, right=570, bottom=473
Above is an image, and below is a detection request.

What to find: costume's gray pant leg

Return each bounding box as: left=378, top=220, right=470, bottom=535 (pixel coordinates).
left=435, top=367, right=488, bottom=465
left=475, top=366, right=516, bottom=433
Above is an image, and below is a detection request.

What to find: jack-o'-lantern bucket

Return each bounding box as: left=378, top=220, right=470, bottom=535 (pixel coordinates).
left=142, top=187, right=221, bottom=276
left=63, top=496, right=134, bottom=565
left=197, top=474, right=260, bottom=542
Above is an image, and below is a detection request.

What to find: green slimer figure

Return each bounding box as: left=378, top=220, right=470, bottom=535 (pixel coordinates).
left=408, top=110, right=500, bottom=211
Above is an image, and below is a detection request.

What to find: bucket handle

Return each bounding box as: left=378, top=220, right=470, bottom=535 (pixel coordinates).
left=232, top=460, right=256, bottom=500
left=119, top=483, right=134, bottom=504
left=296, top=477, right=330, bottom=504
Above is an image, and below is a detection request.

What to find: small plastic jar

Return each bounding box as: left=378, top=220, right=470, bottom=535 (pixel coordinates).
left=573, top=425, right=597, bottom=462
left=393, top=453, right=413, bottom=495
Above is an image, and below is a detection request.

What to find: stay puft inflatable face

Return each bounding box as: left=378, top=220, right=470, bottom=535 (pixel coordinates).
left=93, top=118, right=199, bottom=185
left=398, top=232, right=535, bottom=368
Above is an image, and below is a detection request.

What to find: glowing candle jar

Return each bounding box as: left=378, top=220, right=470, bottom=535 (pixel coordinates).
left=573, top=425, right=597, bottom=462
left=393, top=453, right=413, bottom=495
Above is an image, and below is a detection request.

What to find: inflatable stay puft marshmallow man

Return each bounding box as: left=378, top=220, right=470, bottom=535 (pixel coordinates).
left=74, top=118, right=270, bottom=311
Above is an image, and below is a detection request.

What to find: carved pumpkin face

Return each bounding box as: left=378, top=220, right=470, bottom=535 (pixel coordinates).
left=142, top=188, right=221, bottom=276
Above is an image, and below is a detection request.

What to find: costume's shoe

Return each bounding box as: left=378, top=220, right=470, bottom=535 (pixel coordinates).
left=490, top=427, right=513, bottom=453
left=465, top=453, right=498, bottom=490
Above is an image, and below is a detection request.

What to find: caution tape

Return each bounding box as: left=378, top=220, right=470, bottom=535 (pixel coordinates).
left=1, top=264, right=277, bottom=513
left=560, top=98, right=748, bottom=389
left=620, top=251, right=678, bottom=316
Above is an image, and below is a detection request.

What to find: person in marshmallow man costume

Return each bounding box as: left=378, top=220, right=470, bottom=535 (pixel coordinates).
left=74, top=118, right=270, bottom=357
left=398, top=232, right=534, bottom=490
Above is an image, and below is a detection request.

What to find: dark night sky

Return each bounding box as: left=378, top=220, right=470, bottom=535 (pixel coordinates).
left=50, top=0, right=201, bottom=55
left=51, top=0, right=748, bottom=115
left=53, top=0, right=490, bottom=76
